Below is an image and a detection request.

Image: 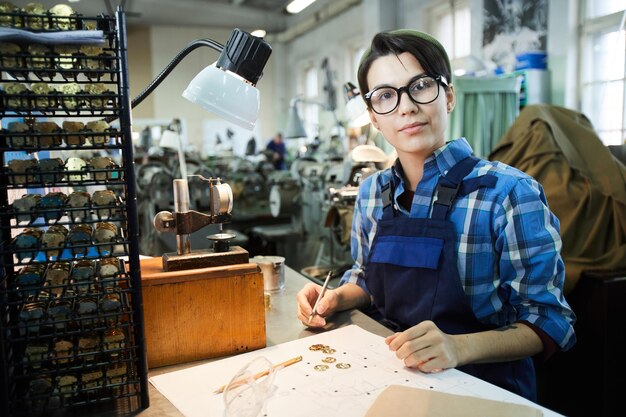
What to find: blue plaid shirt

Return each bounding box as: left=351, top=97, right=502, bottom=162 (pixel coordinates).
left=340, top=138, right=576, bottom=350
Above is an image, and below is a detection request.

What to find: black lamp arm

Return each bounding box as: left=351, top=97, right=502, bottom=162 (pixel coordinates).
left=131, top=38, right=224, bottom=109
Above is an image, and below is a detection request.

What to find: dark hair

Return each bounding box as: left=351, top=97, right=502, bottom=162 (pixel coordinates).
left=357, top=30, right=452, bottom=104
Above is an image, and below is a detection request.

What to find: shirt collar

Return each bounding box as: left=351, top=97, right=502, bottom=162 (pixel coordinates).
left=391, top=138, right=474, bottom=186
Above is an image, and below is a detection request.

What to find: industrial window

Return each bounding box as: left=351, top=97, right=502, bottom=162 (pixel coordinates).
left=351, top=45, right=366, bottom=82
left=580, top=1, right=626, bottom=145
left=302, top=64, right=319, bottom=139
left=428, top=0, right=471, bottom=61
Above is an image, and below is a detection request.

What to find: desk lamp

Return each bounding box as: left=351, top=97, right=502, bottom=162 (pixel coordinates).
left=141, top=28, right=272, bottom=271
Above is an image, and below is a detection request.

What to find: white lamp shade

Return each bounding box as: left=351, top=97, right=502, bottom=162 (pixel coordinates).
left=345, top=96, right=370, bottom=128
left=182, top=63, right=260, bottom=131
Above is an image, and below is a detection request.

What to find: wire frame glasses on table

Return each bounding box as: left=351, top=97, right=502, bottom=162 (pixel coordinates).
left=222, top=356, right=277, bottom=417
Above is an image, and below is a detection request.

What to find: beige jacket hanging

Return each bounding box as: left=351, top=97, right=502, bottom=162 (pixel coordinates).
left=488, top=104, right=626, bottom=294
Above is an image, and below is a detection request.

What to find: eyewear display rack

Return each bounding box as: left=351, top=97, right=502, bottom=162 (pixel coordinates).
left=0, top=9, right=148, bottom=416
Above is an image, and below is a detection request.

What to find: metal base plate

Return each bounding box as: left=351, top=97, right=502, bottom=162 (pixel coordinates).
left=162, top=245, right=249, bottom=272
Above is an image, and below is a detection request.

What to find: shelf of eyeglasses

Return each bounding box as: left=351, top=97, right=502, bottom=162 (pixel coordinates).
left=0, top=3, right=116, bottom=32
left=4, top=190, right=124, bottom=224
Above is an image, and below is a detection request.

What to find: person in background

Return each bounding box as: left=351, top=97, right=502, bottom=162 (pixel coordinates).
left=295, top=29, right=576, bottom=402
left=266, top=132, right=286, bottom=170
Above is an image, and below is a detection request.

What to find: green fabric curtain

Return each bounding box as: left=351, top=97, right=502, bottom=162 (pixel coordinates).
left=449, top=76, right=520, bottom=157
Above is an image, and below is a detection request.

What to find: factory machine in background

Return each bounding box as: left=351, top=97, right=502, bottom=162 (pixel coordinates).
left=266, top=144, right=389, bottom=284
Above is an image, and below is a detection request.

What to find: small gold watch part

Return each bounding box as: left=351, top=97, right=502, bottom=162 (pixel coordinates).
left=309, top=344, right=328, bottom=351
left=335, top=363, right=352, bottom=369
left=314, top=364, right=329, bottom=371
left=322, top=357, right=337, bottom=363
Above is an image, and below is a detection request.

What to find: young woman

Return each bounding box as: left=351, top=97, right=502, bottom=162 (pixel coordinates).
left=295, top=29, right=575, bottom=401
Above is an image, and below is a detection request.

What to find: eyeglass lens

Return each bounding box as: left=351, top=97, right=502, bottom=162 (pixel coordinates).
left=368, top=76, right=440, bottom=114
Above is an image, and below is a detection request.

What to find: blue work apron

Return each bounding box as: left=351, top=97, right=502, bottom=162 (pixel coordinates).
left=364, top=156, right=536, bottom=401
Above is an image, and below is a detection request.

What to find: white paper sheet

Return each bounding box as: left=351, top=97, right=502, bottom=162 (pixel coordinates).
left=149, top=325, right=557, bottom=417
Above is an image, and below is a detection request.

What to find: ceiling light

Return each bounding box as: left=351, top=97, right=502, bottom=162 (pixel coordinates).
left=286, top=0, right=316, bottom=14
left=250, top=29, right=267, bottom=38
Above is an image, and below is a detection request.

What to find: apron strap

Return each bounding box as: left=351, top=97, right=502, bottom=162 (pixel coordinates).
left=431, top=156, right=497, bottom=220
left=381, top=181, right=396, bottom=219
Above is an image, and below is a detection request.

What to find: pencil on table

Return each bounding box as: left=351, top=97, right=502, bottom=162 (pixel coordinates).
left=213, top=355, right=303, bottom=394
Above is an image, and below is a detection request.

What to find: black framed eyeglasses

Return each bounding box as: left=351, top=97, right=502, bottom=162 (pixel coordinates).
left=364, top=74, right=448, bottom=115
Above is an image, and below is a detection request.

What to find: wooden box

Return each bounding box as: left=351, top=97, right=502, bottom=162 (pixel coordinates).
left=139, top=257, right=266, bottom=368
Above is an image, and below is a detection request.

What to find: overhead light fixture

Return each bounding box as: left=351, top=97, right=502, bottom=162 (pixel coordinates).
left=343, top=82, right=370, bottom=128
left=286, top=0, right=316, bottom=14
left=131, top=28, right=272, bottom=130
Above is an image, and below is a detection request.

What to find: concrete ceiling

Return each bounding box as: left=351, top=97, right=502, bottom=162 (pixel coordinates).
left=36, top=0, right=293, bottom=33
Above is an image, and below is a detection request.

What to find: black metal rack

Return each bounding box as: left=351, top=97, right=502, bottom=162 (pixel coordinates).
left=0, top=8, right=149, bottom=416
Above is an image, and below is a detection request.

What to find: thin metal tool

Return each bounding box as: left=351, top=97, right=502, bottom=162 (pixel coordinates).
left=308, top=271, right=333, bottom=324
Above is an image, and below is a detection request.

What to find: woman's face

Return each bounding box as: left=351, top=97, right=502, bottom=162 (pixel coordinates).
left=366, top=52, right=455, bottom=159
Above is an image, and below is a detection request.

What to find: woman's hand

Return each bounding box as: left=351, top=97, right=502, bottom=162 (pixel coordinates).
left=385, top=320, right=460, bottom=373
left=296, top=282, right=339, bottom=327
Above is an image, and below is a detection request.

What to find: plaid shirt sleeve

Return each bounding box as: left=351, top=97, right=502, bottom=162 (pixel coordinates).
left=339, top=172, right=381, bottom=292
left=494, top=176, right=576, bottom=351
